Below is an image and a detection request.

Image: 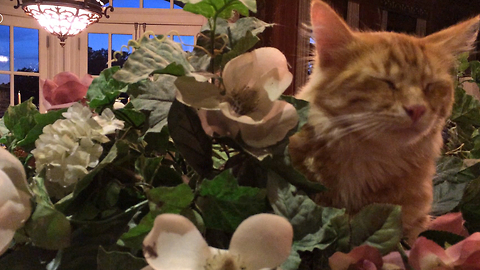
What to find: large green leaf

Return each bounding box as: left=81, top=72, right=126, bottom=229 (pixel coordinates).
left=459, top=177, right=480, bottom=233
left=113, top=36, right=193, bottom=84
left=17, top=108, right=66, bottom=148
left=3, top=98, right=39, bottom=142
left=451, top=87, right=480, bottom=126
left=168, top=99, right=213, bottom=177
left=24, top=175, right=71, bottom=250
left=350, top=204, right=402, bottom=255
left=87, top=66, right=128, bottom=110
left=180, top=0, right=253, bottom=19
left=128, top=75, right=176, bottom=136
left=198, top=170, right=268, bottom=232
left=147, top=184, right=194, bottom=213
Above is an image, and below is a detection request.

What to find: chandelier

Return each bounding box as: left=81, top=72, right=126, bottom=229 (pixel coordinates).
left=12, top=0, right=114, bottom=46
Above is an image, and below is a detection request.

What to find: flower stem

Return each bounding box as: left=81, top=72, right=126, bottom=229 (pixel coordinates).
left=397, top=243, right=414, bottom=270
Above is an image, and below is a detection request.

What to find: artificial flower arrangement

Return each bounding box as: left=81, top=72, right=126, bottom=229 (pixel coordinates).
left=1, top=1, right=480, bottom=269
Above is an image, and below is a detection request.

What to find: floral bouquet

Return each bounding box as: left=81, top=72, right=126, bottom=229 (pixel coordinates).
left=2, top=1, right=480, bottom=269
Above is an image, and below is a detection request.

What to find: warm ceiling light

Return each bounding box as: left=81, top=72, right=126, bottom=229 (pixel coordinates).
left=12, top=0, right=114, bottom=46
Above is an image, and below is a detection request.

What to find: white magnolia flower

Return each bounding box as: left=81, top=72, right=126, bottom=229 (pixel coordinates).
left=142, top=213, right=293, bottom=270
left=0, top=147, right=32, bottom=255
left=175, top=47, right=298, bottom=149
left=32, top=103, right=123, bottom=188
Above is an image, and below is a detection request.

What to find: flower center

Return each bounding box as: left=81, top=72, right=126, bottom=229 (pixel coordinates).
left=226, top=86, right=259, bottom=116
left=204, top=252, right=246, bottom=270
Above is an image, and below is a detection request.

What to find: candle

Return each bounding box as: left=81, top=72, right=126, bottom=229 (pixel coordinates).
left=17, top=91, right=21, bottom=105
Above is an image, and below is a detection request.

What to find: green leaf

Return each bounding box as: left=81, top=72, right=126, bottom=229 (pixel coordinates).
left=263, top=154, right=326, bottom=194
left=459, top=177, right=480, bottom=233
left=3, top=98, right=39, bottom=141
left=350, top=204, right=402, bottom=255
left=451, top=86, right=480, bottom=126
left=148, top=184, right=194, bottom=213
left=168, top=99, right=213, bottom=177
left=181, top=0, right=253, bottom=19
left=128, top=75, right=176, bottom=137
left=17, top=108, right=66, bottom=148
left=87, top=66, right=128, bottom=110
left=118, top=211, right=157, bottom=252
left=25, top=202, right=72, bottom=250
left=97, top=246, right=147, bottom=270
left=113, top=36, right=193, bottom=84
left=220, top=31, right=259, bottom=67
left=198, top=170, right=268, bottom=232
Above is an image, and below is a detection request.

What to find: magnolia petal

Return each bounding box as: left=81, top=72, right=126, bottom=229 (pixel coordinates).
left=143, top=214, right=212, bottom=270
left=239, top=100, right=299, bottom=148
left=50, top=81, right=88, bottom=105
left=429, top=212, right=469, bottom=237
left=0, top=170, right=31, bottom=256
left=218, top=102, right=264, bottom=124
left=80, top=74, right=94, bottom=87
left=251, top=48, right=292, bottom=101
left=222, top=51, right=256, bottom=94
left=0, top=147, right=31, bottom=196
left=198, top=110, right=240, bottom=138
left=53, top=72, right=82, bottom=86
left=41, top=78, right=59, bottom=104
left=329, top=245, right=383, bottom=270
left=409, top=237, right=451, bottom=270
left=174, top=76, right=223, bottom=109
left=382, top=252, right=406, bottom=269
left=229, top=214, right=293, bottom=270
left=445, top=232, right=480, bottom=265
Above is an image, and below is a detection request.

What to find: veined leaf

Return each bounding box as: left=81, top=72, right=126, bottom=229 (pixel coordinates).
left=113, top=36, right=193, bottom=84
left=168, top=99, right=213, bottom=177
left=198, top=170, right=268, bottom=232
left=3, top=98, right=39, bottom=142
left=350, top=204, right=402, bottom=255
left=180, top=0, right=253, bottom=19
left=87, top=66, right=128, bottom=110
left=128, top=75, right=176, bottom=137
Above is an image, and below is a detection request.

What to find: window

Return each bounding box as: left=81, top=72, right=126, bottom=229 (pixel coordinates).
left=112, top=0, right=184, bottom=9
left=0, top=21, right=42, bottom=116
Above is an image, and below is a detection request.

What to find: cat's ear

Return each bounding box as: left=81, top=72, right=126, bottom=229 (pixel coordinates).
left=423, top=16, right=479, bottom=55
left=310, top=0, right=353, bottom=66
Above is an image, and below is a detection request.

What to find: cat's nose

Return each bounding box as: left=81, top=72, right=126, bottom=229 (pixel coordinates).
left=403, top=105, right=426, bottom=123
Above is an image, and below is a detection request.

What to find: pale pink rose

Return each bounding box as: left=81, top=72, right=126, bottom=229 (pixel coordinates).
left=408, top=233, right=480, bottom=269
left=41, top=72, right=93, bottom=110
left=428, top=212, right=469, bottom=237
left=329, top=245, right=384, bottom=270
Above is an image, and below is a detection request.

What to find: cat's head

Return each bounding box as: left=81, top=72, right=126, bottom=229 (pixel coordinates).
left=300, top=0, right=479, bottom=143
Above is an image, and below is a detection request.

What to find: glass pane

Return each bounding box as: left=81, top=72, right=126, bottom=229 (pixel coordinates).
left=112, top=34, right=132, bottom=68
left=14, top=75, right=39, bottom=107
left=173, top=35, right=194, bottom=52
left=14, top=27, right=39, bottom=72
left=173, top=0, right=184, bottom=9
left=88, top=33, right=108, bottom=75
left=113, top=0, right=140, bottom=8
left=144, top=0, right=170, bottom=8
left=0, top=74, right=10, bottom=117
left=0, top=26, right=9, bottom=71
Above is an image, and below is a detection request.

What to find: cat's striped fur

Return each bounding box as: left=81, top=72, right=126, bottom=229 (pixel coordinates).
left=289, top=0, right=480, bottom=242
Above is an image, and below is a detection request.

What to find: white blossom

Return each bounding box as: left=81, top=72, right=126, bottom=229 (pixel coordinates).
left=32, top=103, right=123, bottom=188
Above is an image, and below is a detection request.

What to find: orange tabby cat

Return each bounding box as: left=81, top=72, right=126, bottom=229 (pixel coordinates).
left=289, top=0, right=479, bottom=242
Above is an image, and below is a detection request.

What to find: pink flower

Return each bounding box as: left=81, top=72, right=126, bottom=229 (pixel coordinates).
left=408, top=233, right=480, bottom=269
left=428, top=212, right=469, bottom=237
left=329, top=245, right=384, bottom=270
left=41, top=72, right=93, bottom=110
